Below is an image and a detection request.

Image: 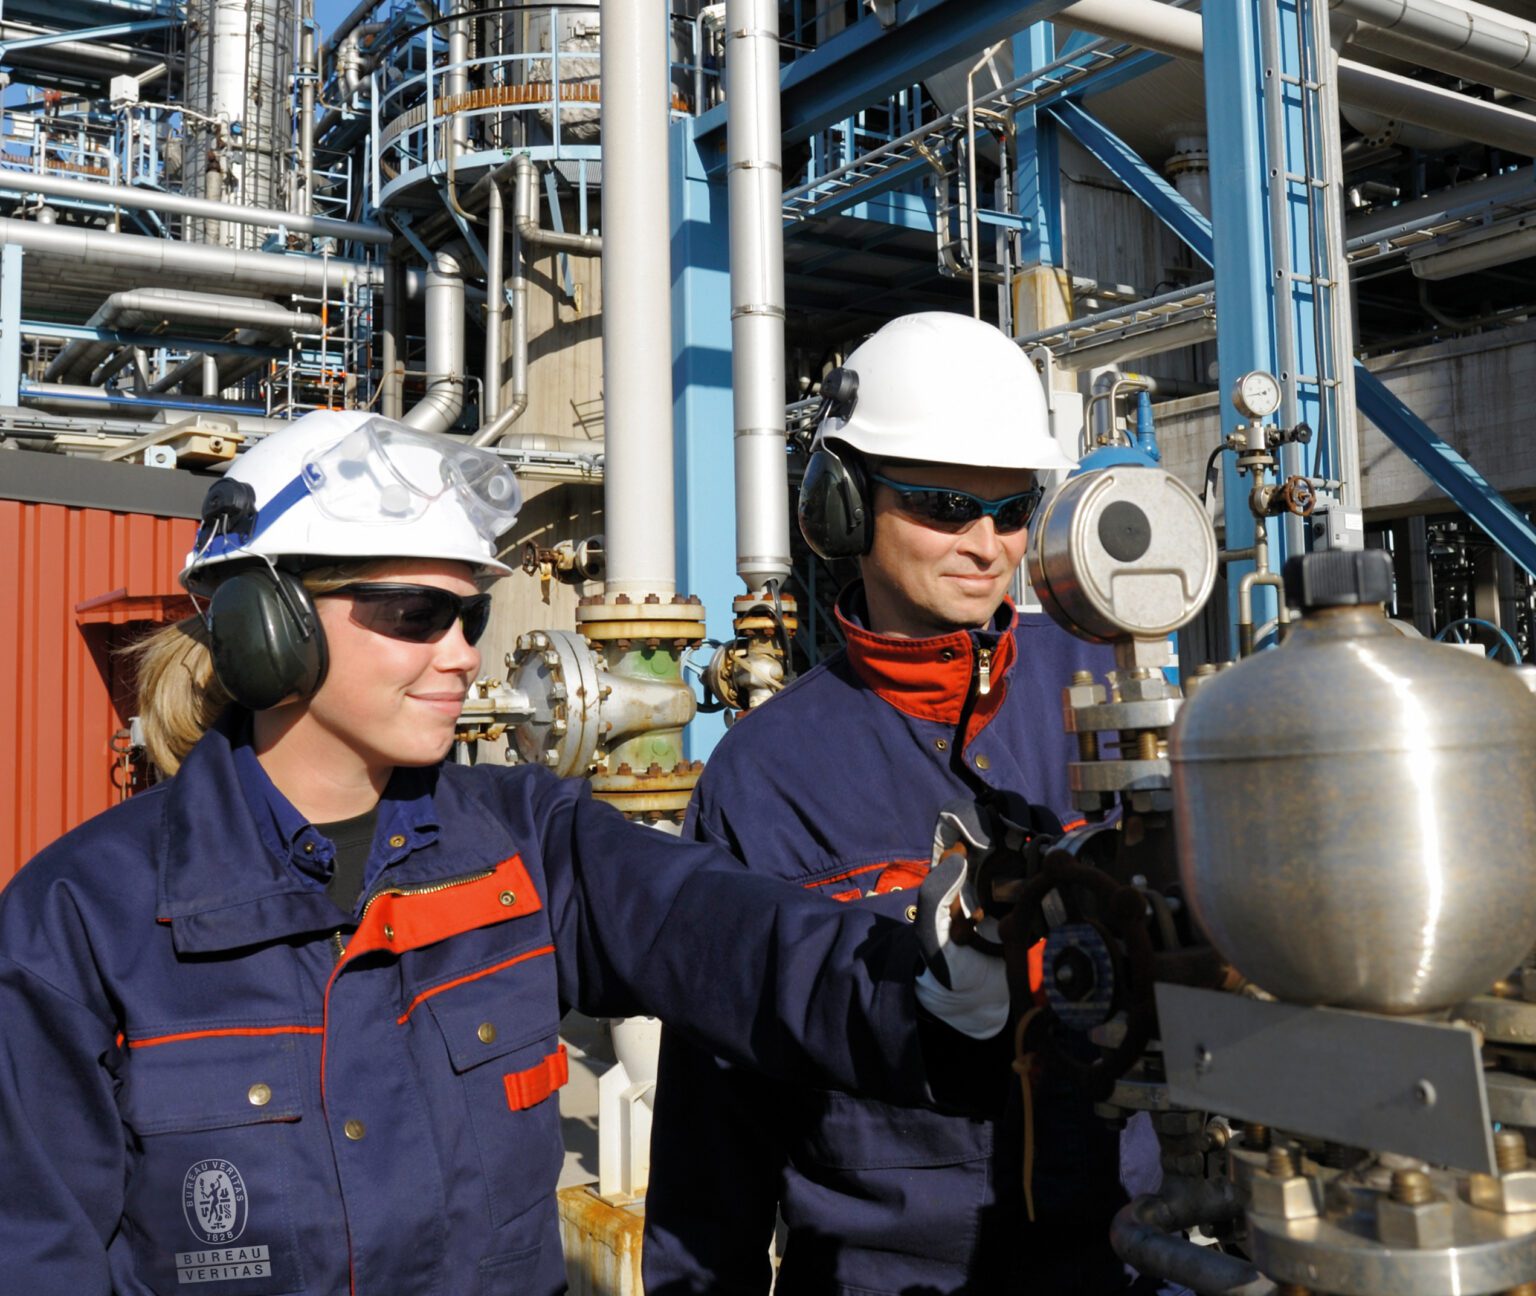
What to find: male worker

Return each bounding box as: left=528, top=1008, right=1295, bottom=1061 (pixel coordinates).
left=643, top=312, right=1133, bottom=1295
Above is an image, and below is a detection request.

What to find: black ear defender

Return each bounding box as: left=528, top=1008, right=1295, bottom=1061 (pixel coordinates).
left=206, top=566, right=329, bottom=711
left=797, top=366, right=875, bottom=559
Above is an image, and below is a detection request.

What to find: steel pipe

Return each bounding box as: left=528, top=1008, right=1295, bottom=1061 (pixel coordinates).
left=402, top=251, right=466, bottom=435
left=470, top=169, right=531, bottom=448
left=725, top=0, right=792, bottom=594
left=1334, top=0, right=1536, bottom=98
left=0, top=219, right=382, bottom=294
left=297, top=18, right=318, bottom=219
left=598, top=0, right=676, bottom=597
left=512, top=154, right=603, bottom=254
left=483, top=167, right=507, bottom=425
left=45, top=289, right=322, bottom=384
left=1058, top=0, right=1536, bottom=157
left=0, top=171, right=391, bottom=245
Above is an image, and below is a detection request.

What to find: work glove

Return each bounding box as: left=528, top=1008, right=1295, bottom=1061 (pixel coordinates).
left=913, top=799, right=1016, bottom=1039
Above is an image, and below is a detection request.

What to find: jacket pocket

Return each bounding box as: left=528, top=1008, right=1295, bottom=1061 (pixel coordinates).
left=119, top=1031, right=310, bottom=1295
left=423, top=947, right=566, bottom=1228
left=793, top=1088, right=992, bottom=1171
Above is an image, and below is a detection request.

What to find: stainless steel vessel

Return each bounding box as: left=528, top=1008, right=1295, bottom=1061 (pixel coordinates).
left=1169, top=550, right=1536, bottom=1013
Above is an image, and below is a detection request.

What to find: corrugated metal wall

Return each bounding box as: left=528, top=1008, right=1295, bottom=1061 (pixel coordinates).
left=1, top=501, right=196, bottom=880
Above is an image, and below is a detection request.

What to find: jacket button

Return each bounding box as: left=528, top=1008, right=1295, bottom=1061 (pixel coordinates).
left=478, top=1022, right=497, bottom=1044
left=975, top=754, right=991, bottom=770
left=939, top=648, right=955, bottom=661
left=904, top=904, right=918, bottom=923
left=344, top=1120, right=366, bottom=1141
left=248, top=1083, right=272, bottom=1107
left=499, top=890, right=516, bottom=907
left=383, top=925, right=395, bottom=941
left=934, top=739, right=948, bottom=751
left=303, top=842, right=315, bottom=854
left=389, top=834, right=407, bottom=849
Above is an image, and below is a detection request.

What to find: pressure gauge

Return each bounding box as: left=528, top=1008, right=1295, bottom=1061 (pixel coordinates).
left=1232, top=370, right=1282, bottom=420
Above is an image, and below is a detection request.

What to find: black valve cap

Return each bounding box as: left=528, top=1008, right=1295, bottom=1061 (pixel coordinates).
left=1283, top=549, right=1393, bottom=610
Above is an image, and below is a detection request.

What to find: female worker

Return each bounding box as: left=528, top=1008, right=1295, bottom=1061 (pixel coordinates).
left=0, top=413, right=998, bottom=1296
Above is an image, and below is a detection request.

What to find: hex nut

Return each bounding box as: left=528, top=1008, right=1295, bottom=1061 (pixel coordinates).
left=1065, top=683, right=1107, bottom=710
left=1465, top=1169, right=1536, bottom=1214
left=1117, top=674, right=1173, bottom=702
left=1154, top=1110, right=1206, bottom=1136
left=1249, top=1173, right=1319, bottom=1221
left=1376, top=1195, right=1455, bottom=1248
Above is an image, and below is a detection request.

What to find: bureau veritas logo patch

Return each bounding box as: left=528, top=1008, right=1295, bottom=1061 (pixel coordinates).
left=182, top=1159, right=249, bottom=1245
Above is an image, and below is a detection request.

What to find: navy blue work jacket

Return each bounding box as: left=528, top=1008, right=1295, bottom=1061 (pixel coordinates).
left=644, top=589, right=1131, bottom=1296
left=0, top=715, right=945, bottom=1296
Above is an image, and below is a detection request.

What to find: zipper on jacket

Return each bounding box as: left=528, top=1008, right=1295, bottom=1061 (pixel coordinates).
left=357, top=866, right=498, bottom=922
left=331, top=930, right=347, bottom=964
left=976, top=646, right=993, bottom=697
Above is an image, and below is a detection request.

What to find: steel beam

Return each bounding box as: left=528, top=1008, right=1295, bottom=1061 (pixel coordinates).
left=1354, top=367, right=1536, bottom=579
left=698, top=0, right=1075, bottom=148
left=1047, top=99, right=1213, bottom=263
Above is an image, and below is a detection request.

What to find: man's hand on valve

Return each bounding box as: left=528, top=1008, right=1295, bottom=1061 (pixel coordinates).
left=914, top=795, right=1057, bottom=1039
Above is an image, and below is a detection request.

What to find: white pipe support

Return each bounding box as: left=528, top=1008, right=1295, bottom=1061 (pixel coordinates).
left=0, top=171, right=391, bottom=244
left=725, top=0, right=792, bottom=594
left=598, top=0, right=677, bottom=599
left=402, top=252, right=467, bottom=435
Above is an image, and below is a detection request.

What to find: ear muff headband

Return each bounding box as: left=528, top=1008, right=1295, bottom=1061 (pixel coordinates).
left=798, top=443, right=873, bottom=559
left=206, top=567, right=329, bottom=711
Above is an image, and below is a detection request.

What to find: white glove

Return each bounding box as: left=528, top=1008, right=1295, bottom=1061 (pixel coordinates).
left=913, top=812, right=1009, bottom=1040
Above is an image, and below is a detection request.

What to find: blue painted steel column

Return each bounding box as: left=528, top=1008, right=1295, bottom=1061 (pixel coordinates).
left=1203, top=0, right=1280, bottom=634
left=671, top=114, right=734, bottom=757
left=1013, top=23, right=1061, bottom=270
left=0, top=244, right=22, bottom=407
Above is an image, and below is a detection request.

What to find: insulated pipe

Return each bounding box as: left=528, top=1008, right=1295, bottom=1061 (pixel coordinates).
left=298, top=20, right=318, bottom=219
left=447, top=0, right=470, bottom=156
left=1058, top=0, right=1536, bottom=157
left=1334, top=0, right=1536, bottom=96
left=381, top=252, right=404, bottom=419
left=1347, top=20, right=1536, bottom=102
left=1109, top=1179, right=1276, bottom=1296
left=512, top=154, right=603, bottom=253
left=725, top=0, right=792, bottom=593
left=45, top=290, right=324, bottom=384
left=470, top=169, right=533, bottom=448
left=598, top=0, right=676, bottom=597
left=402, top=252, right=466, bottom=435
left=483, top=171, right=506, bottom=424
left=0, top=171, right=391, bottom=245
left=0, top=219, right=383, bottom=293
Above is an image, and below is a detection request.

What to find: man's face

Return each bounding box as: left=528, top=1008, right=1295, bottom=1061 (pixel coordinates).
left=858, top=461, right=1036, bottom=639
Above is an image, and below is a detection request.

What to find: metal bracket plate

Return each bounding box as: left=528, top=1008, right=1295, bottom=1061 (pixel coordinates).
left=1158, top=985, right=1496, bottom=1174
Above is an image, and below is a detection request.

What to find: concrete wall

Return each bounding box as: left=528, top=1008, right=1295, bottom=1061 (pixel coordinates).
left=1148, top=320, right=1536, bottom=524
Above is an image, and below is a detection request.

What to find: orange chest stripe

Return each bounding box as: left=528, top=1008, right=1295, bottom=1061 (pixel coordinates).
left=128, top=1024, right=325, bottom=1050
left=397, top=943, right=556, bottom=1025
left=345, top=854, right=542, bottom=962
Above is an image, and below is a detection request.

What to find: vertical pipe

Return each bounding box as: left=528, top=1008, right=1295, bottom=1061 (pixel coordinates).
left=381, top=252, right=402, bottom=419
left=599, top=0, right=676, bottom=598
left=448, top=0, right=470, bottom=157
left=402, top=252, right=465, bottom=434
left=725, top=0, right=790, bottom=594
left=484, top=179, right=505, bottom=423
left=298, top=16, right=317, bottom=219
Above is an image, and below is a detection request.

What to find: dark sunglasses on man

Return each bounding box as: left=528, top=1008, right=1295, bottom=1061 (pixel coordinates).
left=321, top=583, right=493, bottom=646
left=867, top=472, right=1044, bottom=535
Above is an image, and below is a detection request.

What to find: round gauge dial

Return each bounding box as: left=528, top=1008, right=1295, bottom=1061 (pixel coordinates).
left=1233, top=370, right=1282, bottom=420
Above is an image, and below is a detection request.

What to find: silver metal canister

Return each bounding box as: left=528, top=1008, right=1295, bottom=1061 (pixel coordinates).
left=1169, top=550, right=1536, bottom=1013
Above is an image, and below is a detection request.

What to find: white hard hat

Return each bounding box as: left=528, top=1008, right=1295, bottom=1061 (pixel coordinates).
left=814, top=312, right=1076, bottom=471
left=181, top=411, right=519, bottom=590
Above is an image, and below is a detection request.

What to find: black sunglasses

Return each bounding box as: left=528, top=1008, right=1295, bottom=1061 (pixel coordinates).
left=322, top=583, right=493, bottom=646
left=867, top=472, right=1044, bottom=535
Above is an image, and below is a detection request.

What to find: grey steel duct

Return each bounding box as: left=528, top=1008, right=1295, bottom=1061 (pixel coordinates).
left=0, top=219, right=382, bottom=293
left=1334, top=0, right=1536, bottom=100
left=598, top=0, right=676, bottom=597
left=45, top=290, right=322, bottom=385
left=1058, top=0, right=1536, bottom=157
left=402, top=252, right=466, bottom=435
left=512, top=153, right=603, bottom=253
left=725, top=0, right=791, bottom=593
left=0, top=171, right=390, bottom=245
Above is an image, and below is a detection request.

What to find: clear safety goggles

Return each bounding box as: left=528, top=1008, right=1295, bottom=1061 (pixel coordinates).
left=300, top=419, right=523, bottom=541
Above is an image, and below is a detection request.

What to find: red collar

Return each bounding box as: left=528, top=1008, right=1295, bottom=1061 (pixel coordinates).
left=836, top=590, right=1018, bottom=733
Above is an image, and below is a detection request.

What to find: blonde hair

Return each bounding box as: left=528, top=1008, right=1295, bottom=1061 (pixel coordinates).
left=130, top=559, right=398, bottom=776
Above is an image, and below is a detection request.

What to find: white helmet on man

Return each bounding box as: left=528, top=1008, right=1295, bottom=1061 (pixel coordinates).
left=813, top=312, right=1076, bottom=471
left=181, top=410, right=519, bottom=590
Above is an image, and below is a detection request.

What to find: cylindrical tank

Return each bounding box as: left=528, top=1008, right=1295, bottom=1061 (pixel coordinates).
left=184, top=0, right=295, bottom=247
left=1170, top=550, right=1536, bottom=1013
